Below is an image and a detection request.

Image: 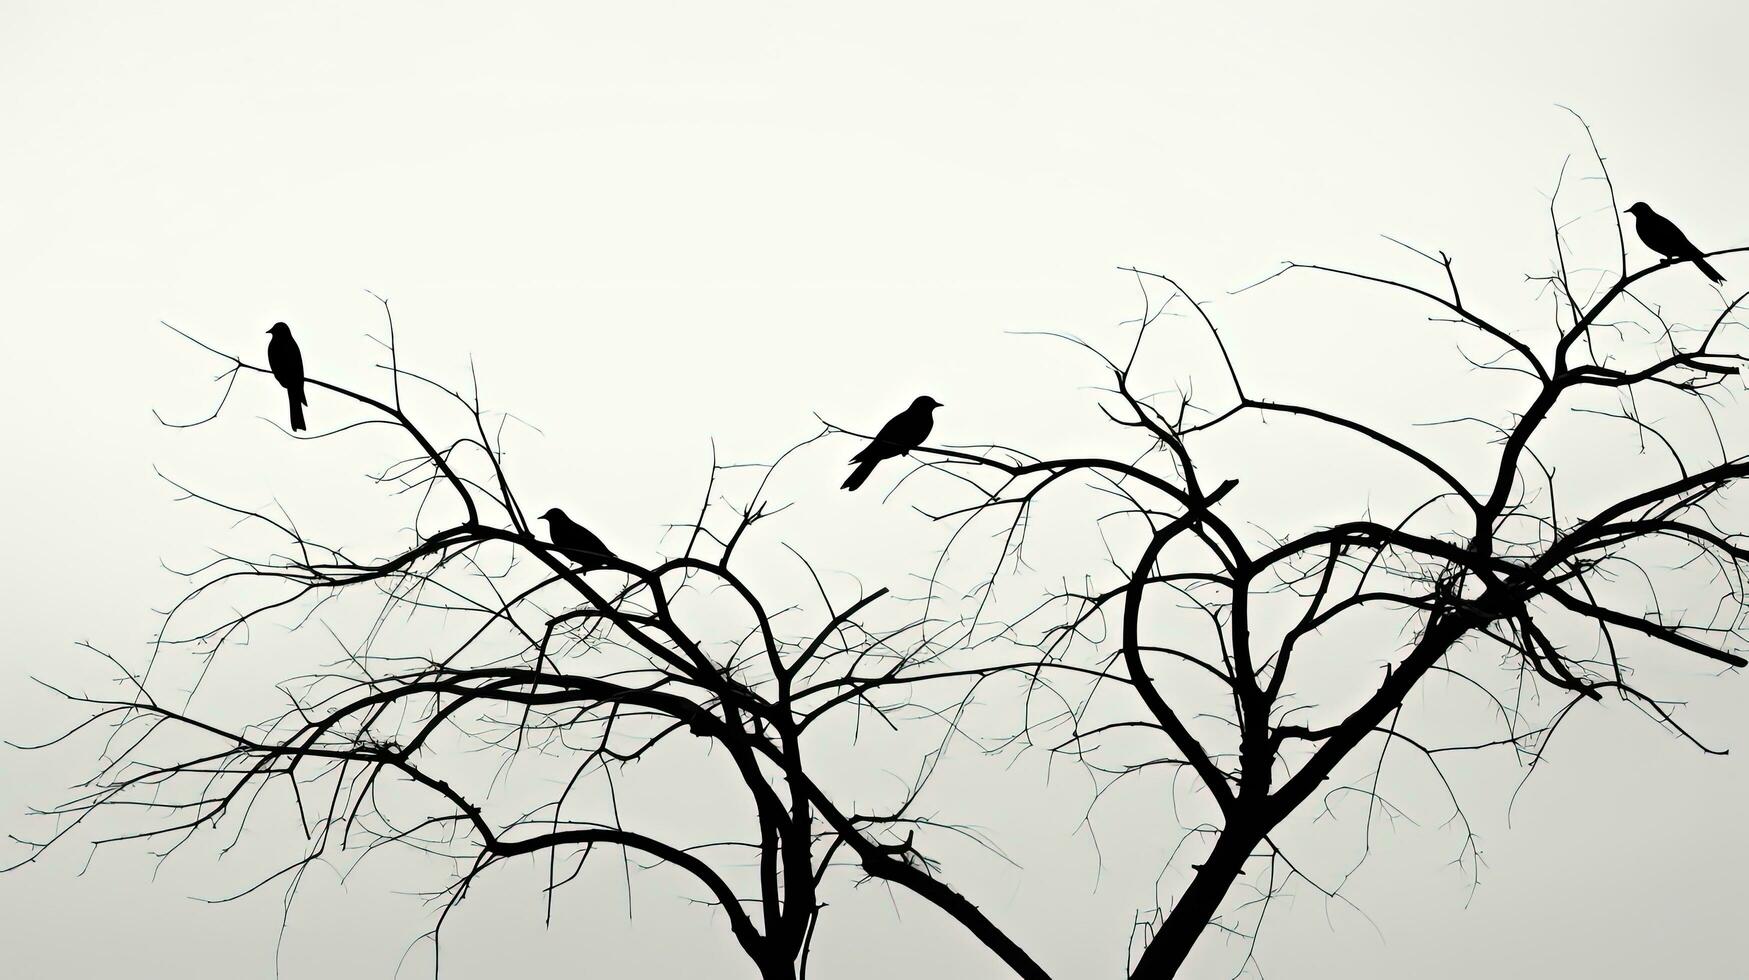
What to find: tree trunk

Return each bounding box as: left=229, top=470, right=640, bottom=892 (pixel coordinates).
left=759, top=956, right=796, bottom=980
left=1128, top=823, right=1261, bottom=980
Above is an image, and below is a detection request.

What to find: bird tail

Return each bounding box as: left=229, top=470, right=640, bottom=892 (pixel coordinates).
left=841, top=458, right=877, bottom=491
left=1696, top=256, right=1726, bottom=284
left=288, top=388, right=307, bottom=431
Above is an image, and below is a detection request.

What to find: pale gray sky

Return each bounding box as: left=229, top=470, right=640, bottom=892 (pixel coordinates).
left=4, top=2, right=1747, bottom=978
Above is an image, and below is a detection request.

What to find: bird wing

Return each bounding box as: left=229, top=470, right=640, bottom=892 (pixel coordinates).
left=1665, top=223, right=1702, bottom=258
left=854, top=409, right=923, bottom=462
left=573, top=526, right=611, bottom=558
left=1649, top=214, right=1703, bottom=258
left=556, top=517, right=612, bottom=561
left=269, top=335, right=305, bottom=390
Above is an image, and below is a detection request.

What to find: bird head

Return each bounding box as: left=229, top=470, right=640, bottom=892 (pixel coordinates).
left=537, top=508, right=565, bottom=524
left=1625, top=202, right=1652, bottom=217
left=912, top=395, right=943, bottom=412
left=266, top=322, right=290, bottom=335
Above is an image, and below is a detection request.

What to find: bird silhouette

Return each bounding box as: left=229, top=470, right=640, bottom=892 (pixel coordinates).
left=842, top=396, right=942, bottom=491
left=265, top=322, right=308, bottom=431
left=538, top=508, right=616, bottom=570
left=1626, top=202, right=1725, bottom=284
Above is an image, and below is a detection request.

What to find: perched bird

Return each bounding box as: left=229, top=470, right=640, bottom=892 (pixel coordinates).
left=1626, top=202, right=1725, bottom=284
left=538, top=508, right=616, bottom=570
left=265, top=322, right=308, bottom=431
left=842, top=395, right=942, bottom=491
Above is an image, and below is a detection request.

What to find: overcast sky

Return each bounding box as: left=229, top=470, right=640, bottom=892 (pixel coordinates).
left=4, top=2, right=1747, bottom=978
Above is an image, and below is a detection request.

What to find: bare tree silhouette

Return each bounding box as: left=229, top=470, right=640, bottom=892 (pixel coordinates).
left=12, top=306, right=1049, bottom=980
left=836, top=124, right=1749, bottom=977
left=16, top=128, right=1748, bottom=980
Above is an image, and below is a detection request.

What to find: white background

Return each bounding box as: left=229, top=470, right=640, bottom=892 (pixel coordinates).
left=3, top=2, right=1746, bottom=977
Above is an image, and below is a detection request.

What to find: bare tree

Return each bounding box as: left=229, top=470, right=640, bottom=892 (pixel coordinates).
left=850, top=129, right=1749, bottom=977
left=18, top=129, right=1747, bottom=980
left=13, top=312, right=1050, bottom=980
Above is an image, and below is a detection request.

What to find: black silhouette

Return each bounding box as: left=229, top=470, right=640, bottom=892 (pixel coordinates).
left=60, top=303, right=1054, bottom=980
left=265, top=322, right=308, bottom=430
left=842, top=396, right=942, bottom=491
left=539, top=507, right=615, bottom=569
left=1626, top=202, right=1726, bottom=283
left=41, top=134, right=1749, bottom=980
